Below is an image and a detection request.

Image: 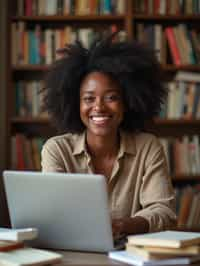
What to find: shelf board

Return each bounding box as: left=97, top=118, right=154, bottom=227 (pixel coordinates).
left=11, top=117, right=50, bottom=123
left=172, top=174, right=200, bottom=181
left=163, top=65, right=200, bottom=72
left=12, top=15, right=125, bottom=22
left=12, top=65, right=49, bottom=71
left=133, top=14, right=200, bottom=21
left=12, top=64, right=200, bottom=72
left=11, top=117, right=200, bottom=125
left=153, top=118, right=200, bottom=125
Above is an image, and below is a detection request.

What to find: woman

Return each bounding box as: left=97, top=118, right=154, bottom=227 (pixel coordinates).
left=41, top=36, right=177, bottom=238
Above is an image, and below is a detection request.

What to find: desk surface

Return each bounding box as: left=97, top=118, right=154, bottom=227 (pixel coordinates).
left=58, top=251, right=124, bottom=266
left=58, top=251, right=200, bottom=266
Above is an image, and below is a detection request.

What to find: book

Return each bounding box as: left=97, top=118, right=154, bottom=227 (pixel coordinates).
left=127, top=231, right=200, bottom=248
left=165, top=27, right=181, bottom=66
left=126, top=243, right=200, bottom=259
left=0, top=247, right=62, bottom=266
left=0, top=241, right=24, bottom=252
left=109, top=250, right=200, bottom=266
left=0, top=228, right=38, bottom=242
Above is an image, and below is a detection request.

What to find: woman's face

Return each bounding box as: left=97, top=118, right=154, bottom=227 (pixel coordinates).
left=80, top=72, right=124, bottom=137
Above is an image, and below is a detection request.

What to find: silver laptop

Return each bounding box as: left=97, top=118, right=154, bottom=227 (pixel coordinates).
left=3, top=171, right=114, bottom=252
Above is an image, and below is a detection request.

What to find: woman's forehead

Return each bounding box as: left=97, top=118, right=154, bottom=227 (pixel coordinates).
left=80, top=71, right=120, bottom=92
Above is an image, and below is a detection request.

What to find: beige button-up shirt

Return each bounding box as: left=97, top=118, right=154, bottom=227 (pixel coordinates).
left=41, top=131, right=177, bottom=232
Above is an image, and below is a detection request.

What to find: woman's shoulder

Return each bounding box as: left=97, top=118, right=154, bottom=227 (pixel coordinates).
left=43, top=133, right=83, bottom=150
left=126, top=131, right=160, bottom=144
left=124, top=131, right=162, bottom=152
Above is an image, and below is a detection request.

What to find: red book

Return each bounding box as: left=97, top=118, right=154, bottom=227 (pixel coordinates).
left=25, top=0, right=33, bottom=16
left=165, top=27, right=181, bottom=66
left=0, top=240, right=24, bottom=251
left=15, top=134, right=26, bottom=170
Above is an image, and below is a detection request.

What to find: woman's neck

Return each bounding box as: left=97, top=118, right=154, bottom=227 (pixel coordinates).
left=86, top=132, right=120, bottom=158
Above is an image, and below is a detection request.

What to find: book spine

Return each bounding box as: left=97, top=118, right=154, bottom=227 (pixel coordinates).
left=165, top=27, right=181, bottom=66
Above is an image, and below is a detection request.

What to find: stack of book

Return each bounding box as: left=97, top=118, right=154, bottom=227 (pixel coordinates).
left=0, top=228, right=62, bottom=266
left=109, top=230, right=200, bottom=265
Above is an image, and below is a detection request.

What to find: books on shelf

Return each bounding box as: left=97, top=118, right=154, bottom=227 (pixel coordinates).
left=133, top=0, right=200, bottom=15
left=11, top=23, right=126, bottom=65
left=160, top=135, right=200, bottom=176
left=11, top=134, right=45, bottom=171
left=127, top=231, right=200, bottom=248
left=160, top=72, right=200, bottom=119
left=175, top=185, right=200, bottom=229
left=16, top=0, right=126, bottom=16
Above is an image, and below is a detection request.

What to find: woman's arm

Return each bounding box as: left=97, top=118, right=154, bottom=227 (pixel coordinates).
left=112, top=216, right=149, bottom=237
left=113, top=138, right=177, bottom=236
left=41, top=139, right=66, bottom=172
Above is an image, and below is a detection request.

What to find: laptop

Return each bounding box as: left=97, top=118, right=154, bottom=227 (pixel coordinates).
left=3, top=170, right=115, bottom=252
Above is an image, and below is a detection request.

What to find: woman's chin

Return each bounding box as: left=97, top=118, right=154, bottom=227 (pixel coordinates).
left=88, top=127, right=115, bottom=138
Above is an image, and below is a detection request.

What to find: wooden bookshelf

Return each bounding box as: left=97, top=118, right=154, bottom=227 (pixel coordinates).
left=6, top=0, right=200, bottom=229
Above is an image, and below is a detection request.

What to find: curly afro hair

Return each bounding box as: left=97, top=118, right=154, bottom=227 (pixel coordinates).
left=43, top=35, right=167, bottom=133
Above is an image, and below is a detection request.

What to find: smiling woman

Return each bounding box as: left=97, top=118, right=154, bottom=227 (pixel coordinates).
left=41, top=34, right=177, bottom=237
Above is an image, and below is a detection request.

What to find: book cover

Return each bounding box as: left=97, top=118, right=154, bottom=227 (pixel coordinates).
left=165, top=27, right=181, bottom=66
left=128, top=231, right=200, bottom=248
left=109, top=250, right=200, bottom=266
left=0, top=228, right=38, bottom=242
left=0, top=241, right=24, bottom=252
left=0, top=247, right=62, bottom=266
left=126, top=243, right=200, bottom=257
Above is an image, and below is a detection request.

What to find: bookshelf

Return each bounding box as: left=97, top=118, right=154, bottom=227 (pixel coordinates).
left=6, top=0, right=200, bottom=228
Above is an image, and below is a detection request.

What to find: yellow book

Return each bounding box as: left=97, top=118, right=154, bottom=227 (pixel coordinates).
left=128, top=231, right=200, bottom=248
left=126, top=244, right=200, bottom=260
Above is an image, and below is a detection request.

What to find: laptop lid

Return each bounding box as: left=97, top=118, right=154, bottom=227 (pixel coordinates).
left=3, top=171, right=114, bottom=252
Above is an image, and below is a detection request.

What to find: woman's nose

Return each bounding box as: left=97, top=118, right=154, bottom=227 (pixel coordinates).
left=93, top=98, right=105, bottom=111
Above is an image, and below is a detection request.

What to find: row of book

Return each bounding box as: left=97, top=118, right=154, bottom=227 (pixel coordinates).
left=11, top=134, right=45, bottom=171
left=160, top=72, right=200, bottom=119
left=160, top=135, right=200, bottom=176
left=136, top=23, right=200, bottom=65
left=109, top=231, right=200, bottom=266
left=11, top=22, right=126, bottom=65
left=16, top=0, right=126, bottom=16
left=176, top=185, right=200, bottom=228
left=14, top=71, right=200, bottom=120
left=134, top=0, right=200, bottom=15
left=15, top=80, right=47, bottom=117
left=10, top=132, right=200, bottom=176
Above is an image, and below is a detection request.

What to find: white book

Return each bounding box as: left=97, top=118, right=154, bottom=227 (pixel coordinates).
left=0, top=228, right=38, bottom=242
left=175, top=71, right=200, bottom=83
left=109, top=251, right=200, bottom=266
left=128, top=231, right=200, bottom=248
left=0, top=247, right=62, bottom=266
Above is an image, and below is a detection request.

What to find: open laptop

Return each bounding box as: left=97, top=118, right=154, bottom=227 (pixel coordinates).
left=3, top=170, right=115, bottom=252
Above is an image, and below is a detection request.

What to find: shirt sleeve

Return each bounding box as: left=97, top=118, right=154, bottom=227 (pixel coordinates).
left=133, top=139, right=177, bottom=232
left=41, top=139, right=66, bottom=172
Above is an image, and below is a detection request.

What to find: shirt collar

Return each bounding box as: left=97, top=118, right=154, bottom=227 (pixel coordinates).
left=73, top=132, right=86, bottom=155
left=72, top=130, right=136, bottom=157
left=118, top=130, right=136, bottom=158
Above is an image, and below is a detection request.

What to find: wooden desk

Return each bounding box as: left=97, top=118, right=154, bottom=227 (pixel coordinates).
left=57, top=251, right=124, bottom=266
left=57, top=251, right=200, bottom=266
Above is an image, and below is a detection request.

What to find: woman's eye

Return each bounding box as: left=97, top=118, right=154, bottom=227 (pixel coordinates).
left=82, top=96, right=95, bottom=103
left=104, top=94, right=120, bottom=102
